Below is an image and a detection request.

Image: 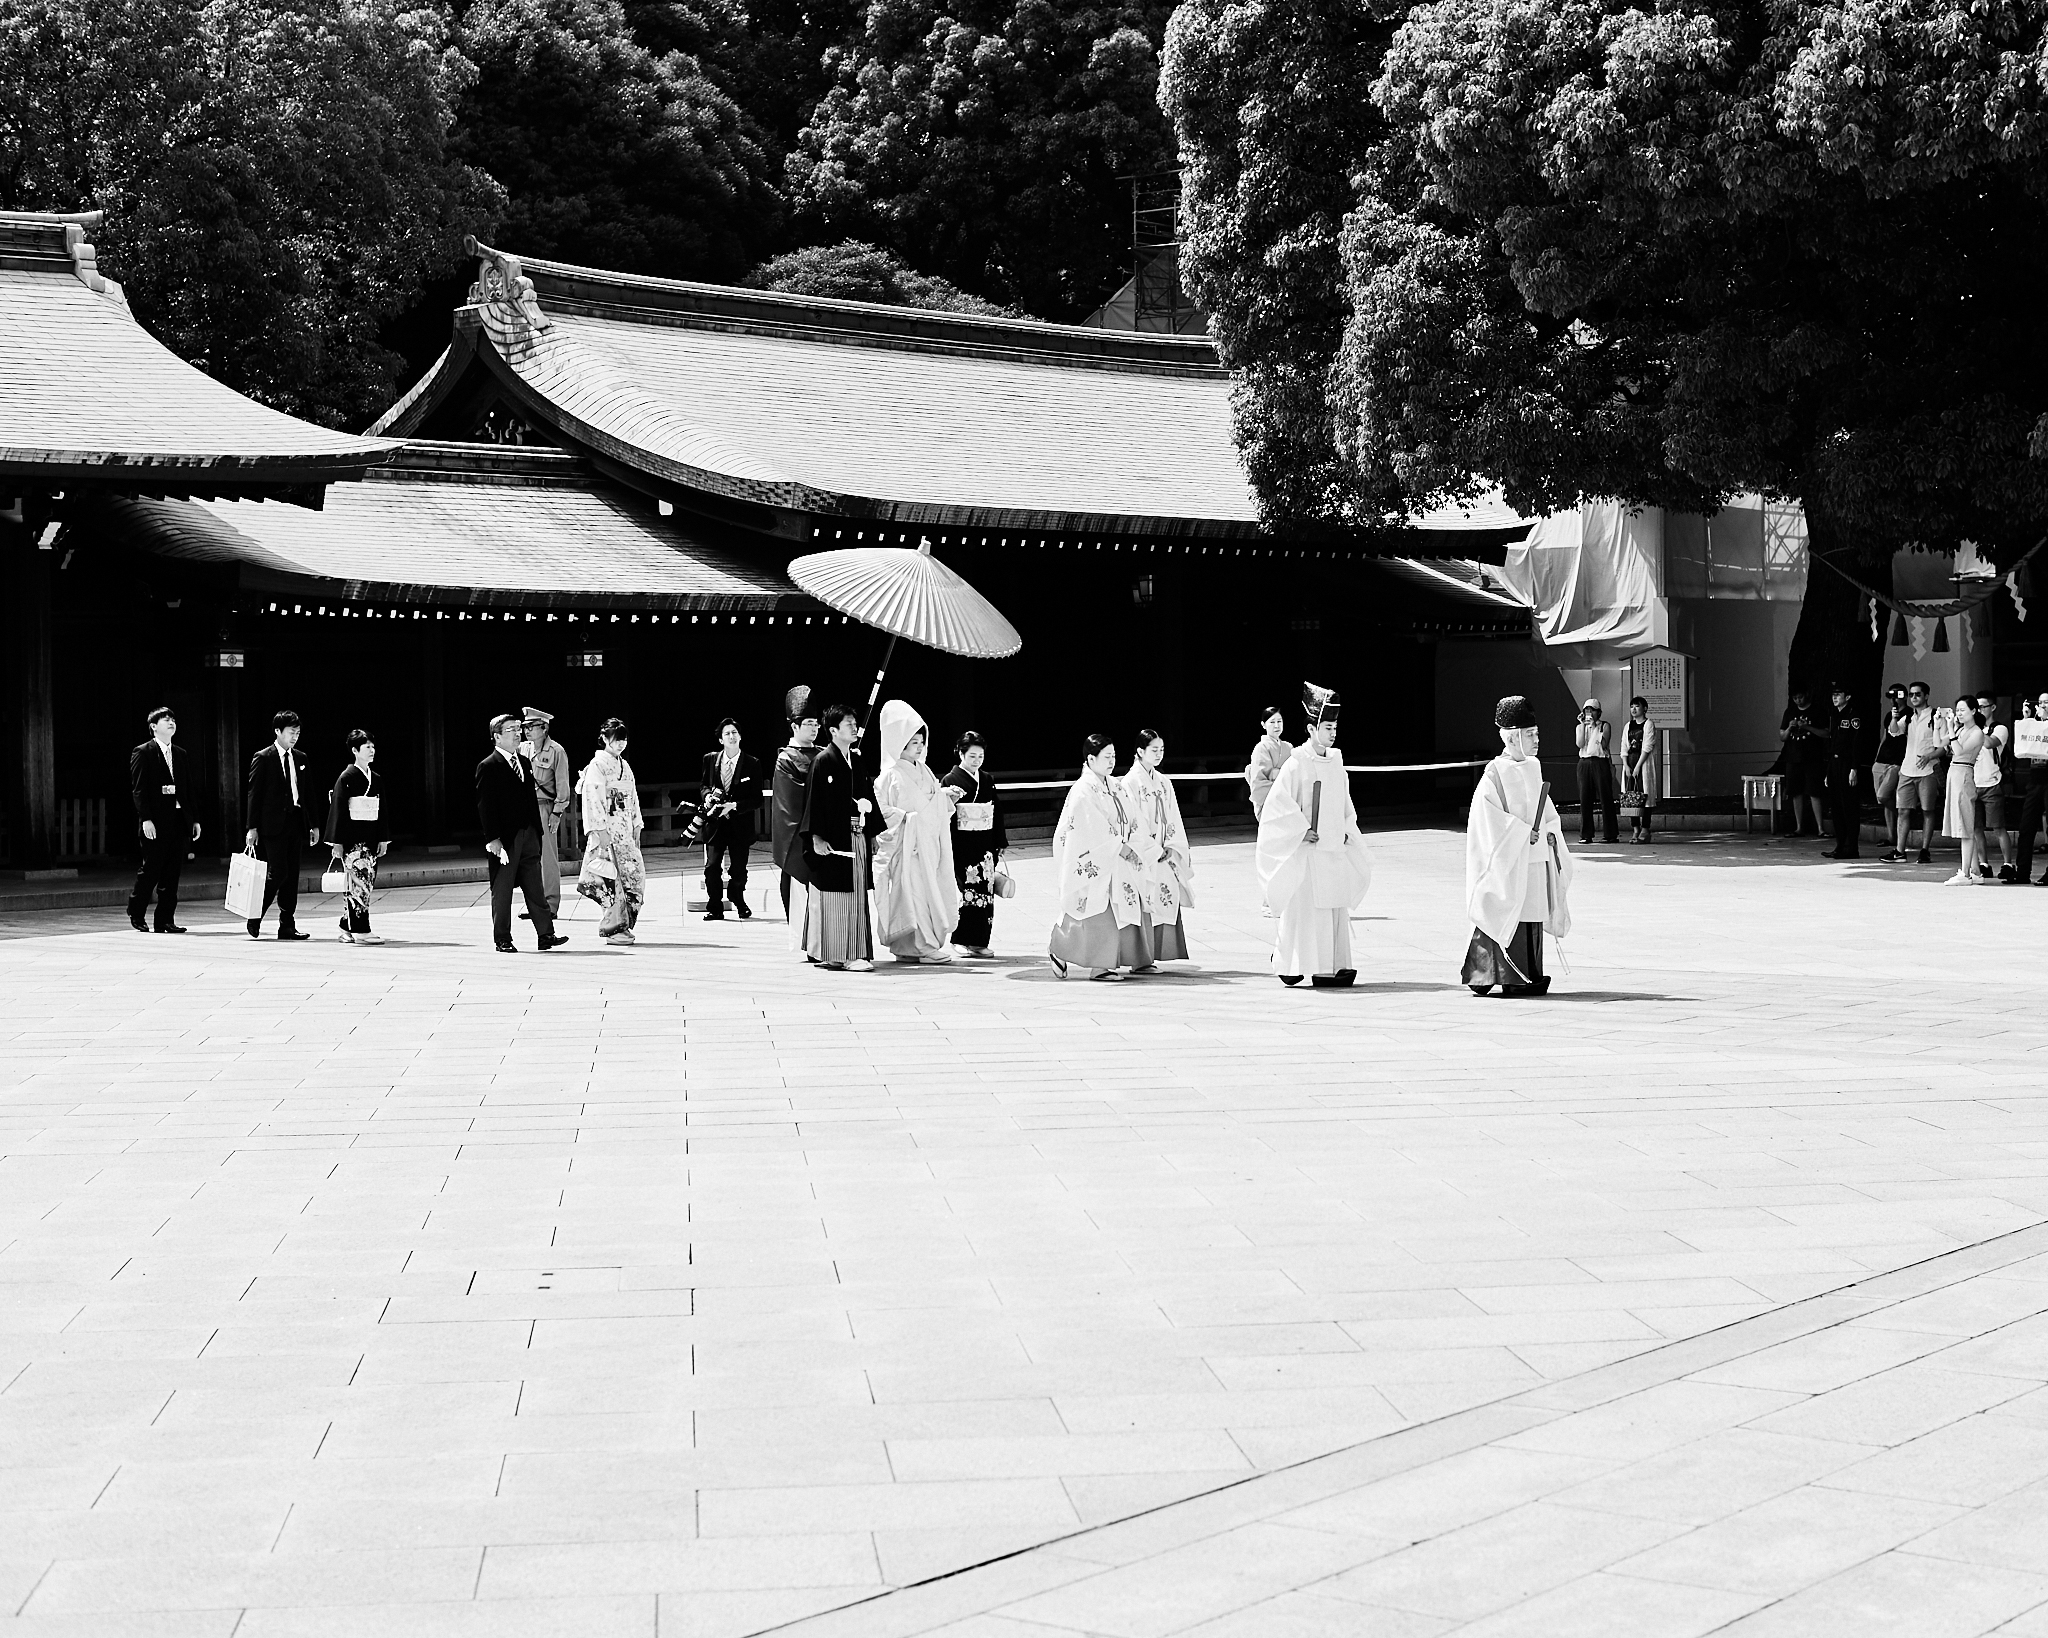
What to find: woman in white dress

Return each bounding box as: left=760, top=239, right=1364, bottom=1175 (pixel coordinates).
left=1943, top=696, right=1986, bottom=885
left=871, top=700, right=963, bottom=962
left=576, top=718, right=647, bottom=944
left=1122, top=728, right=1191, bottom=966
left=1048, top=735, right=1153, bottom=981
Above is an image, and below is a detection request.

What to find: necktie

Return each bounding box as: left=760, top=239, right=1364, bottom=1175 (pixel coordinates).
left=282, top=747, right=298, bottom=807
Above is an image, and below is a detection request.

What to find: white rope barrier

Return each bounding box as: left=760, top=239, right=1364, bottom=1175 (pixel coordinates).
left=994, top=760, right=1488, bottom=793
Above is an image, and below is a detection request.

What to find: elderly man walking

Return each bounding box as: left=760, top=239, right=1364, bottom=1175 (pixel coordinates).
left=478, top=713, right=568, bottom=953
left=520, top=706, right=574, bottom=917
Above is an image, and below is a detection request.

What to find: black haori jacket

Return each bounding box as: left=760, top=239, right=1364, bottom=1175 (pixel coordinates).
left=796, top=742, right=879, bottom=893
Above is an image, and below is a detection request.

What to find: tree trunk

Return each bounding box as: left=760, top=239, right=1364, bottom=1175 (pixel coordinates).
left=1787, top=499, right=1889, bottom=706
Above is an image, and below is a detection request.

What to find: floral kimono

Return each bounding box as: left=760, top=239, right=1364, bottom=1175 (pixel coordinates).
left=1121, top=760, right=1191, bottom=961
left=576, top=748, right=646, bottom=941
left=1048, top=767, right=1154, bottom=972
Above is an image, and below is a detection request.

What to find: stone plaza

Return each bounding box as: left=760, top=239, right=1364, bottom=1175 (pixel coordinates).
left=4, top=827, right=2048, bottom=1637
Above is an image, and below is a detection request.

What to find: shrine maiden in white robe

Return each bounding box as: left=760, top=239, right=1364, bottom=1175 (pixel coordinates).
left=1122, top=759, right=1191, bottom=961
left=1464, top=749, right=1573, bottom=983
left=871, top=701, right=961, bottom=961
left=1049, top=768, right=1152, bottom=971
left=1255, top=745, right=1372, bottom=979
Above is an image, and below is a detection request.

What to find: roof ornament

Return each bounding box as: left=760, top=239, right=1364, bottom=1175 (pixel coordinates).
left=465, top=239, right=550, bottom=344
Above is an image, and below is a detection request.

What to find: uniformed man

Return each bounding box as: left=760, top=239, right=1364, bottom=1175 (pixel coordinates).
left=127, top=706, right=201, bottom=933
left=1823, top=681, right=1869, bottom=859
left=519, top=706, right=574, bottom=916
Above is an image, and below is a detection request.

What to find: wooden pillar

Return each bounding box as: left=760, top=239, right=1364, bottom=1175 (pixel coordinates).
left=211, top=663, right=241, bottom=857
left=421, top=626, right=447, bottom=838
left=3, top=536, right=58, bottom=866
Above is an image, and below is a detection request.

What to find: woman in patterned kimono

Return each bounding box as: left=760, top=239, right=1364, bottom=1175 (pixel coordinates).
left=1048, top=735, right=1153, bottom=981
left=324, top=729, right=390, bottom=944
left=1121, top=729, right=1191, bottom=966
left=942, top=730, right=1006, bottom=957
left=576, top=718, right=647, bottom=947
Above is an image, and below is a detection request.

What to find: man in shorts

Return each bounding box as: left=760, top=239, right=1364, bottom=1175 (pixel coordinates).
left=2014, top=690, right=2048, bottom=885
left=1871, top=684, right=1907, bottom=844
left=1977, top=693, right=2016, bottom=880
left=1884, top=681, right=1947, bottom=865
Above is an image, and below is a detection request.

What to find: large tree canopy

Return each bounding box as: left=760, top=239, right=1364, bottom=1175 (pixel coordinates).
left=453, top=0, right=784, bottom=280
left=747, top=238, right=1016, bottom=311
left=1167, top=0, right=2048, bottom=564
left=0, top=0, right=496, bottom=428
left=788, top=0, right=1177, bottom=318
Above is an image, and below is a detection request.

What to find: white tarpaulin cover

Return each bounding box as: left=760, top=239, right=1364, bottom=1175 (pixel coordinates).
left=1498, top=501, right=1668, bottom=669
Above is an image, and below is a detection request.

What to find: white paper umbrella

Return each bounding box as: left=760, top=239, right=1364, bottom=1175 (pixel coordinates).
left=788, top=538, right=1022, bottom=737
left=787, top=538, right=1022, bottom=660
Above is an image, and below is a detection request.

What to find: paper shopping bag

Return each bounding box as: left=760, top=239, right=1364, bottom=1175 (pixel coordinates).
left=225, top=851, right=268, bottom=919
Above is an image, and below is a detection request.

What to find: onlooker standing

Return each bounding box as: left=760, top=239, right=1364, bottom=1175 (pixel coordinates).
left=1575, top=699, right=1617, bottom=843
left=1978, top=694, right=2016, bottom=880
left=1778, top=686, right=1828, bottom=837
left=2013, top=690, right=2048, bottom=885
left=1620, top=697, right=1659, bottom=843
left=1871, top=684, right=1908, bottom=844
left=1823, top=683, right=1868, bottom=859
left=943, top=730, right=1006, bottom=957
left=700, top=717, right=760, bottom=920
left=1245, top=707, right=1292, bottom=818
left=324, top=729, right=390, bottom=943
left=576, top=717, right=645, bottom=946
left=244, top=709, right=318, bottom=940
left=476, top=712, right=566, bottom=952
left=520, top=707, right=574, bottom=918
left=126, top=705, right=200, bottom=934
left=1884, top=682, right=1947, bottom=864
left=1943, top=694, right=1987, bottom=884
left=771, top=688, right=822, bottom=929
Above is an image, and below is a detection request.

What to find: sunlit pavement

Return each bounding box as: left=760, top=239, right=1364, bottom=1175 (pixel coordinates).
left=3, top=828, right=2046, bottom=1637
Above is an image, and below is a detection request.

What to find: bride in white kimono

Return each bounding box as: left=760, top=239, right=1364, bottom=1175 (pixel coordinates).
left=1464, top=695, right=1574, bottom=996
left=1049, top=735, right=1153, bottom=980
left=1121, top=729, right=1191, bottom=965
left=871, top=700, right=963, bottom=963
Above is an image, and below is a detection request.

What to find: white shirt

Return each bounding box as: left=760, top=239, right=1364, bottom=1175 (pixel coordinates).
left=1901, top=707, right=1948, bottom=778
left=719, top=750, right=738, bottom=788
left=498, top=746, right=526, bottom=779
left=156, top=739, right=176, bottom=778
left=276, top=743, right=299, bottom=807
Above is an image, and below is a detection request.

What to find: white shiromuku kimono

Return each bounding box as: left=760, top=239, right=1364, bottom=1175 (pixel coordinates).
left=576, top=749, right=646, bottom=940
left=1463, top=750, right=1573, bottom=991
left=1255, top=744, right=1372, bottom=982
left=870, top=701, right=962, bottom=961
left=1049, top=768, right=1153, bottom=971
left=1121, top=760, right=1191, bottom=961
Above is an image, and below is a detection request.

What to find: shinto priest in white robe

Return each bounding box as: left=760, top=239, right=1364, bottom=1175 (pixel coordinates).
left=1254, top=684, right=1372, bottom=985
left=1464, top=697, right=1574, bottom=993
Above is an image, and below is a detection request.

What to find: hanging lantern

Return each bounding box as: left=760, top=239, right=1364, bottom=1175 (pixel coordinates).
left=1932, top=616, right=1950, bottom=653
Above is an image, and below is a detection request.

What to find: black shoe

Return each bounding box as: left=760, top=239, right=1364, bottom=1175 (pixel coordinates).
left=518, top=912, right=532, bottom=921
left=1469, top=984, right=1494, bottom=996
left=1978, top=863, right=1994, bottom=878
left=1311, top=974, right=1343, bottom=987
left=130, top=915, right=149, bottom=933
left=247, top=919, right=262, bottom=938
left=495, top=941, right=517, bottom=953
left=1333, top=969, right=1357, bottom=987
left=1999, top=865, right=2017, bottom=882
left=1822, top=849, right=1858, bottom=860
left=1279, top=974, right=1303, bottom=986
left=1880, top=850, right=1905, bottom=863
left=703, top=911, right=725, bottom=921
left=540, top=934, right=570, bottom=950
left=1918, top=850, right=1932, bottom=865
left=278, top=928, right=310, bottom=941
left=736, top=903, right=753, bottom=920
left=156, top=925, right=188, bottom=935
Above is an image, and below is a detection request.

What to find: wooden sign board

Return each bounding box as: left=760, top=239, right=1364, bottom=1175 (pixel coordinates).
left=1631, top=648, right=1688, bottom=730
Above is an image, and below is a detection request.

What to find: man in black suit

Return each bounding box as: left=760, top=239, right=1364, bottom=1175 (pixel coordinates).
left=244, top=709, right=319, bottom=939
left=699, top=717, right=761, bottom=920
left=477, top=712, right=568, bottom=952
left=127, top=705, right=201, bottom=933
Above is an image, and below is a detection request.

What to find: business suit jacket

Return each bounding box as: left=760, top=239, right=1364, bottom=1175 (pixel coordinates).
left=476, top=749, right=545, bottom=852
left=700, top=750, right=761, bottom=843
left=129, top=739, right=194, bottom=837
left=246, top=744, right=315, bottom=836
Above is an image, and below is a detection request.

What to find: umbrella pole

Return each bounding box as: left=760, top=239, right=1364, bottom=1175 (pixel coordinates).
left=860, top=632, right=900, bottom=744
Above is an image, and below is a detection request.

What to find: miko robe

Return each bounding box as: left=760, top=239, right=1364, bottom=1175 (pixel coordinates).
left=1463, top=751, right=1573, bottom=987
left=871, top=701, right=961, bottom=961
left=1255, top=745, right=1372, bottom=978
left=1122, top=761, right=1191, bottom=960
left=1049, top=769, right=1153, bottom=970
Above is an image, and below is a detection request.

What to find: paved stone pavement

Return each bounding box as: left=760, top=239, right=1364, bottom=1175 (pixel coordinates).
left=2, top=828, right=2046, bottom=1637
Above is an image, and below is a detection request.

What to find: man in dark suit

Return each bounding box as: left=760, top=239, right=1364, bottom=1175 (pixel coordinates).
left=699, top=717, right=761, bottom=920
left=127, top=705, right=201, bottom=933
left=477, top=712, right=568, bottom=952
left=244, top=709, right=319, bottom=939
left=1823, top=681, right=1870, bottom=860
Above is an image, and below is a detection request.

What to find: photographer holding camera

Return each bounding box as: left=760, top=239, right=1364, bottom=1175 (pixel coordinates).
left=1574, top=697, right=1618, bottom=844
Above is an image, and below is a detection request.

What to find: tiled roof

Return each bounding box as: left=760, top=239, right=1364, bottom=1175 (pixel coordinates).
left=96, top=442, right=796, bottom=610
left=376, top=241, right=1534, bottom=551
left=0, top=212, right=391, bottom=497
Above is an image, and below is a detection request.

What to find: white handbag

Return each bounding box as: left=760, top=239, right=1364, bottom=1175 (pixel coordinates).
left=224, top=850, right=267, bottom=918
left=320, top=867, right=347, bottom=894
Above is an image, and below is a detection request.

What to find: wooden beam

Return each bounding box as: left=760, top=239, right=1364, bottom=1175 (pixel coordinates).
left=421, top=628, right=446, bottom=837
left=2, top=534, right=57, bottom=865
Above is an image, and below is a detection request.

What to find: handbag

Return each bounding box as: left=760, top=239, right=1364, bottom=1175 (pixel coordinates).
left=320, top=866, right=347, bottom=894
left=992, top=865, right=1017, bottom=899
left=224, top=849, right=267, bottom=918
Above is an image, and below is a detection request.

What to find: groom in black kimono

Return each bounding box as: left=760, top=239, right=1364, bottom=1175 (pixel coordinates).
left=796, top=702, right=881, bottom=969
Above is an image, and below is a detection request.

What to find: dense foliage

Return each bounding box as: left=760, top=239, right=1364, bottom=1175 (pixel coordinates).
left=747, top=239, right=1016, bottom=313
left=1166, top=0, right=2048, bottom=566
left=0, top=0, right=497, bottom=427
left=788, top=0, right=1177, bottom=317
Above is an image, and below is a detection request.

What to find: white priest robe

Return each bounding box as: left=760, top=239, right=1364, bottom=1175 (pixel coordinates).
left=1464, top=751, right=1573, bottom=984
left=1255, top=745, right=1373, bottom=979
